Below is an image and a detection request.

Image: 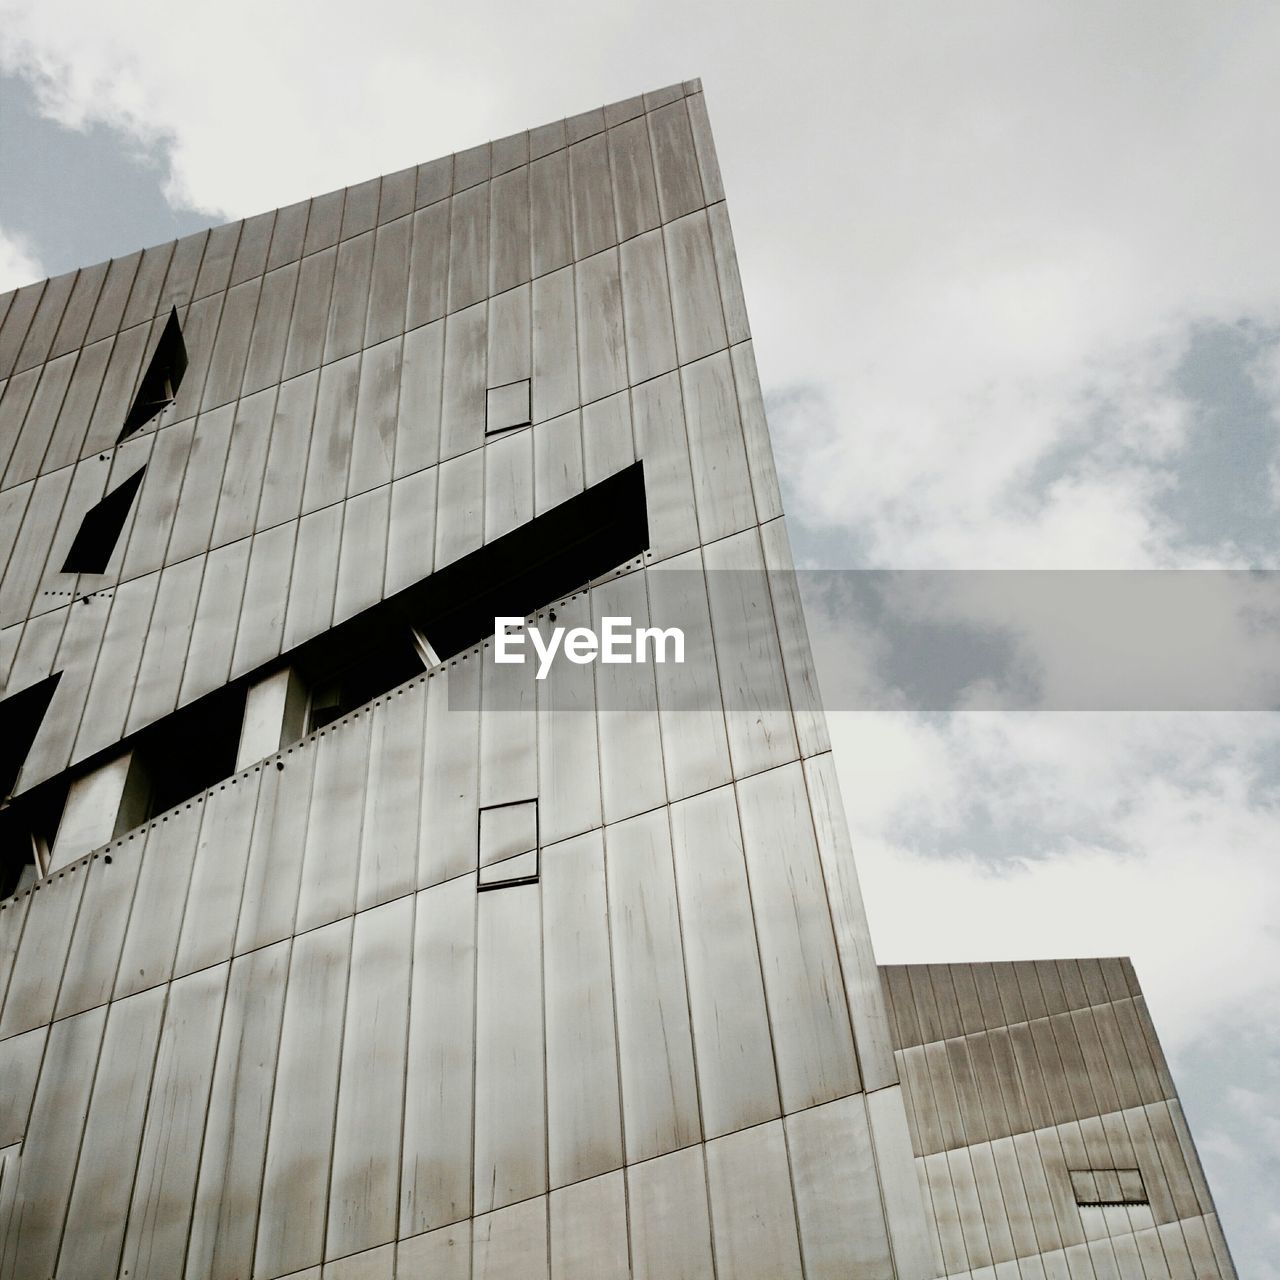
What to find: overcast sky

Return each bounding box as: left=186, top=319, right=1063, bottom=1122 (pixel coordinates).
left=2, top=3, right=1277, bottom=1272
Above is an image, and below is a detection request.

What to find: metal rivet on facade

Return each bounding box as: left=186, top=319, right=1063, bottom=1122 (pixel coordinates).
left=276, top=761, right=284, bottom=771
left=104, top=855, right=112, bottom=864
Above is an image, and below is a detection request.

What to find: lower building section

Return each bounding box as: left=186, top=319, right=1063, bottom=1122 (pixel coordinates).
left=881, top=960, right=1237, bottom=1279
left=0, top=643, right=935, bottom=1279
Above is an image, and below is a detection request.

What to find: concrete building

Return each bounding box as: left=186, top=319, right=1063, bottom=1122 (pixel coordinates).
left=0, top=82, right=1234, bottom=1278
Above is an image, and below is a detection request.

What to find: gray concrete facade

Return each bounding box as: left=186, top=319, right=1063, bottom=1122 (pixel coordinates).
left=882, top=961, right=1236, bottom=1278
left=0, top=82, right=1232, bottom=1278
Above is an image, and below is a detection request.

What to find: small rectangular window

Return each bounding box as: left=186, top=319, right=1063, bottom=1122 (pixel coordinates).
left=1070, top=1168, right=1148, bottom=1206
left=485, top=378, right=531, bottom=435
left=478, top=798, right=538, bottom=889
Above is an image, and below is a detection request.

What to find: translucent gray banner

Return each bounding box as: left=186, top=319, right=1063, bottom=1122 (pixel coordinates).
left=452, top=570, right=1280, bottom=712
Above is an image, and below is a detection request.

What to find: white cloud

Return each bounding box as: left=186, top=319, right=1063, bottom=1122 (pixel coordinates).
left=829, top=709, right=1280, bottom=1051
left=0, top=224, right=43, bottom=292
left=3, top=1, right=1278, bottom=564
left=4, top=4, right=1278, bottom=1263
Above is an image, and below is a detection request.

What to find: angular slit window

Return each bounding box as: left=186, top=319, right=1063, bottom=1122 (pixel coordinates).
left=415, top=459, right=648, bottom=660
left=0, top=672, right=62, bottom=803
left=61, top=466, right=146, bottom=574
left=120, top=307, right=188, bottom=440
left=478, top=798, right=539, bottom=889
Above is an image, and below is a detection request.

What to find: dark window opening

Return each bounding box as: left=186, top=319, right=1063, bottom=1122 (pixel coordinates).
left=1070, top=1168, right=1148, bottom=1207
left=0, top=677, right=245, bottom=898
left=303, top=632, right=427, bottom=732
left=0, top=673, right=62, bottom=802
left=120, top=307, right=187, bottom=441
left=0, top=673, right=62, bottom=897
left=137, top=687, right=244, bottom=817
left=61, top=467, right=146, bottom=575
left=412, top=459, right=648, bottom=659
left=2, top=462, right=649, bottom=899
left=0, top=784, right=63, bottom=899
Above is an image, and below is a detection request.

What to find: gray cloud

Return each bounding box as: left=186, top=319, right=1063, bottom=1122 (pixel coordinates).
left=4, top=6, right=1278, bottom=1263
left=0, top=73, right=216, bottom=280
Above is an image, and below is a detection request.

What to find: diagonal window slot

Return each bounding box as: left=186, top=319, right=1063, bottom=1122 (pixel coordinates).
left=0, top=672, right=62, bottom=803
left=119, top=307, right=188, bottom=441
left=412, top=459, right=648, bottom=660
left=61, top=466, right=147, bottom=575
left=1, top=462, right=650, bottom=883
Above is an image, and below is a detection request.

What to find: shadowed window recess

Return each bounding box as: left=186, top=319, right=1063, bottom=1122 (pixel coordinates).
left=119, top=307, right=187, bottom=441
left=0, top=673, right=62, bottom=803
left=60, top=466, right=146, bottom=574
left=410, top=459, right=647, bottom=658
left=0, top=673, right=63, bottom=896
left=1, top=462, right=649, bottom=897
left=300, top=461, right=647, bottom=727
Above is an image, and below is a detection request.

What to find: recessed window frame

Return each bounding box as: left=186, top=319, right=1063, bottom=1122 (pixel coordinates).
left=1069, top=1167, right=1149, bottom=1207
left=485, top=378, right=532, bottom=436
left=477, top=797, right=539, bottom=890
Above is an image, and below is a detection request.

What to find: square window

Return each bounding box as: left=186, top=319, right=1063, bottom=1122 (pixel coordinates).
left=486, top=379, right=531, bottom=435
left=478, top=798, right=538, bottom=889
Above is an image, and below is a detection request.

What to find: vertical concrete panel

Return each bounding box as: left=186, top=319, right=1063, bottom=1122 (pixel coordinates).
left=0, top=1006, right=106, bottom=1280
left=669, top=783, right=778, bottom=1138
left=113, top=800, right=204, bottom=1000
left=473, top=882, right=545, bottom=1214
left=394, top=318, right=443, bottom=478
left=419, top=662, right=480, bottom=887
left=118, top=962, right=229, bottom=1280
left=56, top=985, right=167, bottom=1280
left=327, top=895, right=413, bottom=1260
left=549, top=1171, right=629, bottom=1280
left=472, top=1197, right=548, bottom=1280
left=542, top=831, right=623, bottom=1188
left=705, top=1121, right=803, bottom=1280
left=185, top=938, right=290, bottom=1280
left=0, top=861, right=87, bottom=1037
left=627, top=1145, right=715, bottom=1280
left=603, top=809, right=699, bottom=1163
left=255, top=917, right=353, bottom=1278
left=293, top=714, right=371, bottom=935
left=788, top=1096, right=896, bottom=1280
left=357, top=678, right=426, bottom=911
left=172, top=768, right=264, bottom=980
left=401, top=875, right=475, bottom=1235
